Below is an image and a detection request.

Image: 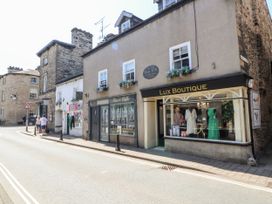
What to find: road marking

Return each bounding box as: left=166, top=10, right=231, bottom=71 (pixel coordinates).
left=174, top=168, right=272, bottom=194
left=0, top=162, right=39, bottom=204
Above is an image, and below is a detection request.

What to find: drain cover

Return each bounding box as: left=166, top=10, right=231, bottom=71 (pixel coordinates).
left=161, top=165, right=177, bottom=171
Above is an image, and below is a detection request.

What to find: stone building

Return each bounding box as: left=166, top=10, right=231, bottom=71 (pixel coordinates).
left=82, top=0, right=271, bottom=163
left=36, top=28, right=92, bottom=131
left=0, top=67, right=40, bottom=125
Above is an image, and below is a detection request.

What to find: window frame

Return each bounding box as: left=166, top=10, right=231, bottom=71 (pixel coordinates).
left=122, top=59, right=136, bottom=81
left=98, top=69, right=108, bottom=88
left=169, top=41, right=192, bottom=71
left=31, top=77, right=37, bottom=84
left=1, top=91, right=5, bottom=102
left=163, top=0, right=177, bottom=9
left=121, top=20, right=131, bottom=33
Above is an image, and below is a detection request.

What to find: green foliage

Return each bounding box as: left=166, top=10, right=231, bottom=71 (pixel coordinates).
left=167, top=66, right=192, bottom=79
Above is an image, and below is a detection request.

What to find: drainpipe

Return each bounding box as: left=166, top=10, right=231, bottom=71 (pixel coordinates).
left=247, top=86, right=256, bottom=160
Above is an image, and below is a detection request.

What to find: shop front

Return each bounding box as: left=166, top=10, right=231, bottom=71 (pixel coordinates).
left=89, top=94, right=137, bottom=146
left=141, top=73, right=253, bottom=163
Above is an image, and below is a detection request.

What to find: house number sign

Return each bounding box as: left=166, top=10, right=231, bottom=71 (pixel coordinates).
left=143, top=65, right=159, bottom=79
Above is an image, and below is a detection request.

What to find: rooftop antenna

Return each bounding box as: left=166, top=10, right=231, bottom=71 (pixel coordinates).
left=95, top=17, right=110, bottom=40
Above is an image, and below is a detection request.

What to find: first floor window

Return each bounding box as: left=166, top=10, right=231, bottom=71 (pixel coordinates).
left=169, top=41, right=191, bottom=70
left=1, top=91, right=5, bottom=102
left=29, top=88, right=38, bottom=99
left=43, top=73, right=48, bottom=93
left=123, top=59, right=135, bottom=81
left=98, top=69, right=108, bottom=88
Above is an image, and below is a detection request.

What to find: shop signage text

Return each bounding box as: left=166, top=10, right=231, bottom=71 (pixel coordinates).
left=159, top=84, right=208, bottom=96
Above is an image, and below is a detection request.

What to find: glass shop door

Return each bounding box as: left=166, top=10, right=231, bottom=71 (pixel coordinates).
left=100, top=105, right=109, bottom=142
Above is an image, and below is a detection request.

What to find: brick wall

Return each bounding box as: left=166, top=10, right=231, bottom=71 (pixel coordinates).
left=235, top=0, right=272, bottom=154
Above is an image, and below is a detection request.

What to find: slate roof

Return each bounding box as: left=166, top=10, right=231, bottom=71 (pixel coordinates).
left=37, top=40, right=75, bottom=57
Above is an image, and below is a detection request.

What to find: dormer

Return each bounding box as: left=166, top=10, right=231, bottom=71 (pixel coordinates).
left=154, top=0, right=178, bottom=12
left=115, top=11, right=143, bottom=34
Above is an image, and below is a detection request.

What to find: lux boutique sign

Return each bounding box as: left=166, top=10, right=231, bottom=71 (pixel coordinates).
left=159, top=84, right=208, bottom=96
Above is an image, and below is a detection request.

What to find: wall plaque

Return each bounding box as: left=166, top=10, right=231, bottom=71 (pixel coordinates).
left=143, top=65, right=159, bottom=79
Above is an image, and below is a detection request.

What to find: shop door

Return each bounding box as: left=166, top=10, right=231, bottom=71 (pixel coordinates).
left=90, top=106, right=99, bottom=141
left=157, top=100, right=165, bottom=146
left=100, top=105, right=109, bottom=142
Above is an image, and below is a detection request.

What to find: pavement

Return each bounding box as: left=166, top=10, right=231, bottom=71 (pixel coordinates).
left=21, top=126, right=272, bottom=189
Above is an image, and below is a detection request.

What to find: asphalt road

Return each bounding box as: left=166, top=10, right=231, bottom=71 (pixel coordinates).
left=0, top=126, right=272, bottom=204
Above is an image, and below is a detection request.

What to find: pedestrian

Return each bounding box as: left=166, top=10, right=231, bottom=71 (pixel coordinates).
left=35, top=116, right=41, bottom=133
left=40, top=115, right=48, bottom=134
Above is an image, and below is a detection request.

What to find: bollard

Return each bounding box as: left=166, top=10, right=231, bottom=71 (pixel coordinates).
left=115, top=134, right=120, bottom=151
left=60, top=130, right=63, bottom=141
left=34, top=126, right=36, bottom=136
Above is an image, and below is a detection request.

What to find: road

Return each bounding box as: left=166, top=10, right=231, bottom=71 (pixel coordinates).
left=0, top=126, right=272, bottom=204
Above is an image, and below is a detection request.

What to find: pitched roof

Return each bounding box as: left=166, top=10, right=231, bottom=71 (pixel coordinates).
left=37, top=40, right=75, bottom=57
left=114, top=10, right=143, bottom=27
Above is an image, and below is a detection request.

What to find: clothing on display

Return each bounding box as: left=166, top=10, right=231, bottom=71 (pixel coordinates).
left=185, top=108, right=197, bottom=135
left=207, top=108, right=220, bottom=140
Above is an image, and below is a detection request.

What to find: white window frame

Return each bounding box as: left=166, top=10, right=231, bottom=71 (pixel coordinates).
left=169, top=41, right=191, bottom=70
left=122, top=59, right=136, bottom=81
left=57, top=91, right=62, bottom=103
left=43, top=73, right=48, bottom=93
left=43, top=58, right=48, bottom=66
left=29, top=88, right=38, bottom=99
left=163, top=0, right=177, bottom=9
left=121, top=20, right=131, bottom=33
left=98, top=69, right=108, bottom=88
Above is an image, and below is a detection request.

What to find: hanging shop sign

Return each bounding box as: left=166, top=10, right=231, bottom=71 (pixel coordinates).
left=143, top=65, right=159, bottom=79
left=250, top=90, right=261, bottom=129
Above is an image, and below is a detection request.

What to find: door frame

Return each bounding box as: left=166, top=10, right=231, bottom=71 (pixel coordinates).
left=157, top=99, right=165, bottom=147
left=99, top=105, right=110, bottom=142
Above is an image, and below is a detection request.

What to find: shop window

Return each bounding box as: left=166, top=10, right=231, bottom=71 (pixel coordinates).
left=163, top=0, right=177, bottom=9
left=98, top=69, right=108, bottom=88
left=110, top=95, right=136, bottom=137
left=164, top=90, right=249, bottom=142
left=169, top=41, right=191, bottom=70
left=122, top=59, right=135, bottom=81
left=121, top=20, right=131, bottom=33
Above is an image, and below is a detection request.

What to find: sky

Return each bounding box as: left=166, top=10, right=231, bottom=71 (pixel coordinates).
left=0, top=0, right=271, bottom=75
left=0, top=0, right=157, bottom=75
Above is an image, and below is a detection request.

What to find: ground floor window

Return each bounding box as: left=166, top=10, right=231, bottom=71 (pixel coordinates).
left=109, top=95, right=136, bottom=136
left=164, top=87, right=250, bottom=142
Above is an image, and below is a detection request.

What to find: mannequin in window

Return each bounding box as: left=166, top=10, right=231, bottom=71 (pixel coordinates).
left=185, top=107, right=197, bottom=136
left=173, top=106, right=184, bottom=136
left=207, top=108, right=220, bottom=140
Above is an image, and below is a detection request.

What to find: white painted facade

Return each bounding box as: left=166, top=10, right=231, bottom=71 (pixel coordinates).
left=55, top=76, right=83, bottom=137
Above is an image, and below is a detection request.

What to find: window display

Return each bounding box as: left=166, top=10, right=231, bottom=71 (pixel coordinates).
left=164, top=89, right=248, bottom=142
left=110, top=95, right=136, bottom=136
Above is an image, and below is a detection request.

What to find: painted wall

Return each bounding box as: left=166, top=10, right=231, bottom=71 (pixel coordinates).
left=55, top=77, right=83, bottom=136
left=83, top=0, right=241, bottom=147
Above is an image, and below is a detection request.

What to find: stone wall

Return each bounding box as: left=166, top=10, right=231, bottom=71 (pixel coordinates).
left=0, top=73, right=39, bottom=125
left=235, top=0, right=272, bottom=155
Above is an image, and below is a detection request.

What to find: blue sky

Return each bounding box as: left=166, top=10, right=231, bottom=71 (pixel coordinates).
left=0, top=0, right=271, bottom=75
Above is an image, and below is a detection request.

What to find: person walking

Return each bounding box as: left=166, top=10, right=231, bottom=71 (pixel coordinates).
left=40, top=115, right=48, bottom=135
left=35, top=116, right=41, bottom=133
